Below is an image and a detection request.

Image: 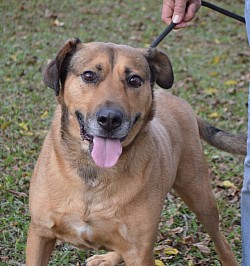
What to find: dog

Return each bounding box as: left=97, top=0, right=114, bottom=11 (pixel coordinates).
left=26, top=38, right=246, bottom=266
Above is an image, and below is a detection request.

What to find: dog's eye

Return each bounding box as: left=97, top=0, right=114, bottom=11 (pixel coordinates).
left=128, top=75, right=142, bottom=88
left=81, top=71, right=98, bottom=83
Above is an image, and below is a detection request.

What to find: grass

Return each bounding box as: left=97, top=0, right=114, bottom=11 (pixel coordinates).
left=0, top=0, right=249, bottom=265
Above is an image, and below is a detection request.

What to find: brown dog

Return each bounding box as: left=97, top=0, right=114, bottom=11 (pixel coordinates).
left=26, top=38, right=246, bottom=266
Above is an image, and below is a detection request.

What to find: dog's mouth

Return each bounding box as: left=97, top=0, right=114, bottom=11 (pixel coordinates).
left=76, top=111, right=124, bottom=168
left=76, top=111, right=94, bottom=142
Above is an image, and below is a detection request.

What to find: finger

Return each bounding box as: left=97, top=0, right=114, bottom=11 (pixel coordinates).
left=161, top=0, right=175, bottom=25
left=173, top=21, right=188, bottom=29
left=172, top=0, right=189, bottom=23
left=183, top=0, right=201, bottom=22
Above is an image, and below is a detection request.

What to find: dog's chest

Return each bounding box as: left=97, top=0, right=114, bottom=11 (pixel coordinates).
left=50, top=211, right=125, bottom=250
left=57, top=219, right=95, bottom=249
left=46, top=191, right=125, bottom=250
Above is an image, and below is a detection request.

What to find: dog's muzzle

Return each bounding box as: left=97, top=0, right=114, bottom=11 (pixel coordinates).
left=75, top=109, right=140, bottom=168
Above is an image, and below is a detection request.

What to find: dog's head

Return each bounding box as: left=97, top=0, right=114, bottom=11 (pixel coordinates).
left=43, top=38, right=173, bottom=168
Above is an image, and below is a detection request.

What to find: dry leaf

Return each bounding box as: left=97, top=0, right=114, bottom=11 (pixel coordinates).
left=213, top=38, right=221, bottom=44
left=208, top=112, right=221, bottom=119
left=204, top=87, right=217, bottom=95
left=155, top=259, right=165, bottom=266
left=19, top=122, right=28, bottom=131
left=188, top=260, right=195, bottom=266
left=1, top=121, right=12, bottom=131
left=40, top=110, right=49, bottom=119
left=224, top=80, right=237, bottom=86
left=168, top=227, right=183, bottom=234
left=209, top=71, right=218, bottom=77
left=183, top=235, right=195, bottom=245
left=53, top=19, right=64, bottom=27
left=211, top=55, right=221, bottom=64
left=163, top=247, right=179, bottom=255
left=193, top=242, right=211, bottom=254
left=165, top=216, right=174, bottom=227
left=223, top=180, right=237, bottom=189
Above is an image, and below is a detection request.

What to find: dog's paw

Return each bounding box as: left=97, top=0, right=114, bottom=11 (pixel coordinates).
left=85, top=252, right=122, bottom=266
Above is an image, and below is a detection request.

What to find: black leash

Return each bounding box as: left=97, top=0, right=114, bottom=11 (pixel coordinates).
left=150, top=21, right=176, bottom=48
left=201, top=1, right=245, bottom=24
left=150, top=0, right=246, bottom=48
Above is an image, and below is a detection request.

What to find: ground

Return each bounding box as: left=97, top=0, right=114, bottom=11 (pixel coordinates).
left=0, top=0, right=249, bottom=265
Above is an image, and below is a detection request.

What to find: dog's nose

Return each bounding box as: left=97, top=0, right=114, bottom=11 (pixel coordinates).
left=97, top=109, right=123, bottom=131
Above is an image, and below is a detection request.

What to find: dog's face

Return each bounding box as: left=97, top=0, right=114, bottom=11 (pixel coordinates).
left=43, top=39, right=173, bottom=168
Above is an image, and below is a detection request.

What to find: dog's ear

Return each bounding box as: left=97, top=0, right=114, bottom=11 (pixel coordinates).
left=143, top=48, right=174, bottom=89
left=43, top=38, right=82, bottom=96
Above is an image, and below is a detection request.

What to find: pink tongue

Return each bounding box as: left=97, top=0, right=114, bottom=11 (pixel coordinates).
left=91, top=136, right=122, bottom=168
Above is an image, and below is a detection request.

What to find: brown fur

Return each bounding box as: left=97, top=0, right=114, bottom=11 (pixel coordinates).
left=26, top=39, right=245, bottom=266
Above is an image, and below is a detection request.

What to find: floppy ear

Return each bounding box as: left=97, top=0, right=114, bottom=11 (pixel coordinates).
left=42, top=38, right=82, bottom=96
left=144, top=48, right=174, bottom=89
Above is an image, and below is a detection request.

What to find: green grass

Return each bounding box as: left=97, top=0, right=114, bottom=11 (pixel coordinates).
left=0, top=0, right=248, bottom=265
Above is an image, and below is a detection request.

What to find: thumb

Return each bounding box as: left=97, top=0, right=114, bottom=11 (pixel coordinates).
left=172, top=0, right=188, bottom=23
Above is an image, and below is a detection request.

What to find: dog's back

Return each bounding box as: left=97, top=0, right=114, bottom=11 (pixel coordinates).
left=154, top=90, right=246, bottom=156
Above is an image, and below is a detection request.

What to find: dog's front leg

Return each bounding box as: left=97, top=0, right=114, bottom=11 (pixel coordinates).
left=26, top=223, right=56, bottom=266
left=122, top=249, right=155, bottom=266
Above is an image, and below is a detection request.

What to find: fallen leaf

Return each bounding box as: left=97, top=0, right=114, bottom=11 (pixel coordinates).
left=213, top=38, right=221, bottom=44
left=26, top=131, right=34, bottom=136
left=1, top=121, right=12, bottom=131
left=168, top=227, right=183, bottom=234
left=208, top=112, right=221, bottom=119
left=183, top=235, right=195, bottom=245
left=223, top=180, right=237, bottom=189
left=155, top=260, right=165, bottom=266
left=53, top=19, right=64, bottom=27
left=209, top=71, right=218, bottom=77
left=204, top=87, right=217, bottom=95
left=40, top=110, right=49, bottom=119
left=188, top=260, right=195, bottom=266
left=165, top=216, right=174, bottom=227
left=224, top=80, right=238, bottom=86
left=18, top=122, right=28, bottom=131
left=211, top=55, right=221, bottom=64
left=193, top=242, right=211, bottom=254
left=163, top=247, right=179, bottom=255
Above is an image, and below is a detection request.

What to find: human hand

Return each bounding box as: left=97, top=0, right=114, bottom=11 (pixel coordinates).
left=161, top=0, right=201, bottom=28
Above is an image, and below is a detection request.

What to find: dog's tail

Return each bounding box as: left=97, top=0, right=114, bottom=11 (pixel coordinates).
left=197, top=117, right=247, bottom=155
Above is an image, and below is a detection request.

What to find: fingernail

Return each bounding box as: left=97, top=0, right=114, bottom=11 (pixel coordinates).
left=173, top=15, right=180, bottom=24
